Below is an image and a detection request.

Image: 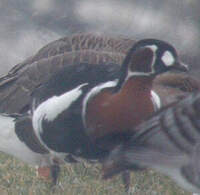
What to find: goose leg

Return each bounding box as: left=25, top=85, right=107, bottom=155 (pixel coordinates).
left=37, top=166, right=51, bottom=181
left=50, top=163, right=60, bottom=185
left=121, top=171, right=131, bottom=193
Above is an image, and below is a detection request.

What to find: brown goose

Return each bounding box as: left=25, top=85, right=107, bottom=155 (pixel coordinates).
left=0, top=33, right=135, bottom=114
left=0, top=33, right=198, bottom=191
left=0, top=33, right=137, bottom=189
left=0, top=33, right=199, bottom=114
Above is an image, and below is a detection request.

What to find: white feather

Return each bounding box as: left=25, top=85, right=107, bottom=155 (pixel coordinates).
left=146, top=45, right=158, bottom=52
left=162, top=51, right=175, bottom=66
left=32, top=83, right=88, bottom=153
left=33, top=83, right=88, bottom=123
left=151, top=90, right=161, bottom=111
left=0, top=115, right=50, bottom=166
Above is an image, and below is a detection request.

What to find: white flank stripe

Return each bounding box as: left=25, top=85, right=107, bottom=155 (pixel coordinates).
left=151, top=90, right=161, bottom=111
left=33, top=83, right=88, bottom=138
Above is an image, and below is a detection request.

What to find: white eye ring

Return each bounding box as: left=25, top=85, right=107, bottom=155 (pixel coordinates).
left=161, top=51, right=175, bottom=66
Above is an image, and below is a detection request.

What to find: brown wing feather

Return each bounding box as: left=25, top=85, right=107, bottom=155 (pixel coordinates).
left=0, top=50, right=125, bottom=113
left=153, top=72, right=200, bottom=106
left=0, top=33, right=135, bottom=114
left=0, top=32, right=199, bottom=113
left=8, top=33, right=134, bottom=75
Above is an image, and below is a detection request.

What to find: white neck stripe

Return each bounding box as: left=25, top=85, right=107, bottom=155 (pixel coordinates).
left=145, top=45, right=158, bottom=52
left=127, top=71, right=153, bottom=77
left=82, top=80, right=118, bottom=128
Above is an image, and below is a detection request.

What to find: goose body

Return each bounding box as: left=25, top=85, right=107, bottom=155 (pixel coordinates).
left=0, top=33, right=194, bottom=190
left=30, top=38, right=188, bottom=174
left=31, top=62, right=161, bottom=159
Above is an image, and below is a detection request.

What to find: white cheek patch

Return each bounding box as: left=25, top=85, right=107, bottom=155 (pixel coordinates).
left=145, top=45, right=158, bottom=73
left=162, top=51, right=175, bottom=66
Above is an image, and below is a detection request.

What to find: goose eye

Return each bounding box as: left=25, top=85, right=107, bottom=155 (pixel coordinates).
left=161, top=51, right=175, bottom=66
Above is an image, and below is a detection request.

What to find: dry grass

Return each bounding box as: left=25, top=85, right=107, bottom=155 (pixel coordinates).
left=0, top=153, right=192, bottom=195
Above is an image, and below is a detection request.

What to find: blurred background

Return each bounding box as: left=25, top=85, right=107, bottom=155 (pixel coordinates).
left=0, top=1, right=199, bottom=194
left=0, top=0, right=199, bottom=75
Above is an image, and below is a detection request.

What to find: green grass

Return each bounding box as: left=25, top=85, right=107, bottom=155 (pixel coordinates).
left=0, top=153, right=192, bottom=195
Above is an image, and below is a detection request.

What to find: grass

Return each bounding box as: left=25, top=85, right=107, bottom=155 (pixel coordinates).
left=0, top=153, right=192, bottom=195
